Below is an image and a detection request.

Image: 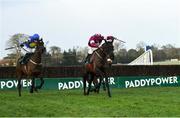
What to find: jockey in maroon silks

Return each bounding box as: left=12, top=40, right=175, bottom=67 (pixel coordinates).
left=85, top=34, right=105, bottom=63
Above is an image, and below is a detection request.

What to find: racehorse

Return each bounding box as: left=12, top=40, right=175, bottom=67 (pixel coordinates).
left=83, top=40, right=114, bottom=97
left=16, top=39, right=46, bottom=96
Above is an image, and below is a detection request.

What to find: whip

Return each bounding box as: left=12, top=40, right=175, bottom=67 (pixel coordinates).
left=5, top=46, right=16, bottom=50
left=114, top=38, right=126, bottom=43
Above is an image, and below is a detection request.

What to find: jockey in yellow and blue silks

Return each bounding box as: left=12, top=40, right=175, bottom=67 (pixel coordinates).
left=20, top=34, right=40, bottom=49
left=19, top=34, right=40, bottom=64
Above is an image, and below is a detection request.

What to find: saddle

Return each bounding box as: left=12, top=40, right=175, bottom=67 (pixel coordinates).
left=85, top=52, right=97, bottom=64
left=85, top=54, right=96, bottom=72
left=19, top=53, right=34, bottom=65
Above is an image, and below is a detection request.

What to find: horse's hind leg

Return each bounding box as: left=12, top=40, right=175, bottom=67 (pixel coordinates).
left=18, top=78, right=22, bottom=97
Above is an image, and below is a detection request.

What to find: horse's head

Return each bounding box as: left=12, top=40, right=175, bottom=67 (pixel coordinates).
left=35, top=38, right=46, bottom=54
left=101, top=40, right=114, bottom=65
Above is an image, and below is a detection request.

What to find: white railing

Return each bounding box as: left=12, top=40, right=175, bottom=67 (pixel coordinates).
left=128, top=49, right=153, bottom=65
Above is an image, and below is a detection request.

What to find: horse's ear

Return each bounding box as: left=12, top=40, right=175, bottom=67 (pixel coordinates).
left=40, top=38, right=43, bottom=41
left=112, top=39, right=114, bottom=43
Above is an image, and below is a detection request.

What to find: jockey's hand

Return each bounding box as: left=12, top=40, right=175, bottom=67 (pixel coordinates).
left=20, top=44, right=24, bottom=47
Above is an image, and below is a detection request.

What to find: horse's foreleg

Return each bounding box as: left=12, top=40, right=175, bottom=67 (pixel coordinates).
left=100, top=68, right=111, bottom=97
left=96, top=77, right=102, bottom=93
left=83, top=75, right=87, bottom=95
left=30, top=78, right=35, bottom=93
left=35, top=77, right=44, bottom=91
left=87, top=73, right=94, bottom=95
left=105, top=76, right=111, bottom=97
left=17, top=78, right=22, bottom=97
left=38, top=77, right=44, bottom=89
left=102, top=79, right=106, bottom=91
left=92, top=78, right=99, bottom=93
left=96, top=68, right=105, bottom=93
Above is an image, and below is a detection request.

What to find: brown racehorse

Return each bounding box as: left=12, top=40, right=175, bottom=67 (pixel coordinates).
left=83, top=40, right=114, bottom=97
left=16, top=39, right=46, bottom=96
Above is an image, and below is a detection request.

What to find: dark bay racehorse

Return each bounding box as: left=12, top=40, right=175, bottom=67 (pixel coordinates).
left=16, top=39, right=46, bottom=96
left=83, top=40, right=114, bottom=97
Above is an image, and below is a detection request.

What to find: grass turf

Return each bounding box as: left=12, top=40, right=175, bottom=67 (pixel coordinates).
left=0, top=87, right=180, bottom=117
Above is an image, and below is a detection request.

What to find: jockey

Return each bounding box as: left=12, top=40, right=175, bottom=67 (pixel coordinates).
left=19, top=34, right=40, bottom=64
left=85, top=34, right=105, bottom=63
left=20, top=34, right=40, bottom=49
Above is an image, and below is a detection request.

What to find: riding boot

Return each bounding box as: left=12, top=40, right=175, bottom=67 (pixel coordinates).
left=20, top=55, right=27, bottom=64
left=19, top=56, right=24, bottom=64
left=20, top=53, right=30, bottom=64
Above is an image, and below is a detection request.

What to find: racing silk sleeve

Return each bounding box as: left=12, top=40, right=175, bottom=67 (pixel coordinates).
left=20, top=41, right=27, bottom=47
left=88, top=37, right=99, bottom=48
left=25, top=42, right=31, bottom=48
left=20, top=40, right=31, bottom=48
left=88, top=40, right=98, bottom=48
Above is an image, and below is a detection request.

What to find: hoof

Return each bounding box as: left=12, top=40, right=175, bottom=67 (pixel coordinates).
left=34, top=88, right=38, bottom=93
left=30, top=90, right=33, bottom=93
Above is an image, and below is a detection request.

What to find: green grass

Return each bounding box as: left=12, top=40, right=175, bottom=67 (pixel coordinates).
left=153, top=60, right=180, bottom=65
left=0, top=87, right=180, bottom=117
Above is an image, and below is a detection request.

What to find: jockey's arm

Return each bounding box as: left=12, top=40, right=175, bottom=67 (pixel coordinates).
left=20, top=41, right=28, bottom=47
left=88, top=40, right=99, bottom=48
left=20, top=42, right=25, bottom=47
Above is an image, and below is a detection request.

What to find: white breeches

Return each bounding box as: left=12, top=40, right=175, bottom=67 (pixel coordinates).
left=88, top=47, right=97, bottom=54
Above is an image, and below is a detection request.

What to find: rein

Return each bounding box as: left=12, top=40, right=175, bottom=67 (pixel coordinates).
left=94, top=47, right=109, bottom=63
left=95, top=51, right=103, bottom=60
left=29, top=59, right=42, bottom=65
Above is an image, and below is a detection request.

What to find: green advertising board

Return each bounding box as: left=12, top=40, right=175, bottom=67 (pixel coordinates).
left=0, top=76, right=179, bottom=90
